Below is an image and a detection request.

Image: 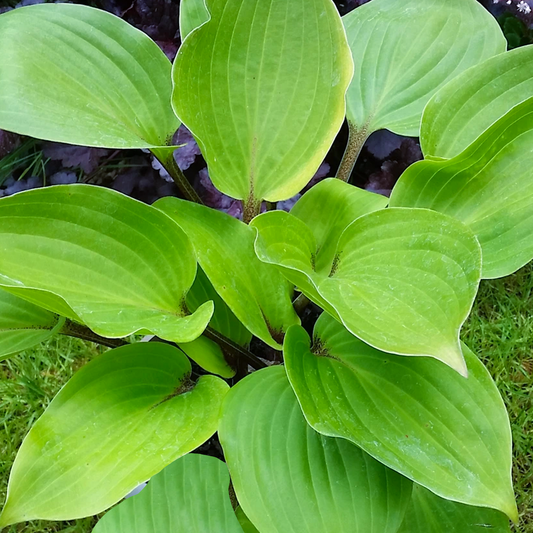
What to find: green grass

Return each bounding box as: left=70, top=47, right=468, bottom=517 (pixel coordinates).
left=0, top=264, right=532, bottom=532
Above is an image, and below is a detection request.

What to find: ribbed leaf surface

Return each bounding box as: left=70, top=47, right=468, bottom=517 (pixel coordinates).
left=179, top=0, right=210, bottom=40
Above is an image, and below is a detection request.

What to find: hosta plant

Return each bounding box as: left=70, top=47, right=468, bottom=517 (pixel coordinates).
left=0, top=0, right=529, bottom=531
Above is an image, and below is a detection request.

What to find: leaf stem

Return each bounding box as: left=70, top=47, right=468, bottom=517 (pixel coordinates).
left=242, top=197, right=262, bottom=224
left=60, top=319, right=129, bottom=348
left=336, top=122, right=369, bottom=183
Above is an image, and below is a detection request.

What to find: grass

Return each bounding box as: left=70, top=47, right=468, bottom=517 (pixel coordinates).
left=0, top=264, right=532, bottom=533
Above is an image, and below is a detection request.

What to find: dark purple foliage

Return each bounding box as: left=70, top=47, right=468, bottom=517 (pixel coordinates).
left=43, top=143, right=110, bottom=174
left=0, top=130, right=21, bottom=159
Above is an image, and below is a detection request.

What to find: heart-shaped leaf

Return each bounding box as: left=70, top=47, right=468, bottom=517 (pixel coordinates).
left=254, top=207, right=481, bottom=374
left=219, top=365, right=413, bottom=533
left=0, top=4, right=178, bottom=155
left=179, top=0, right=210, bottom=40
left=155, top=198, right=299, bottom=349
left=391, top=96, right=533, bottom=279
left=0, top=289, right=64, bottom=361
left=92, top=454, right=243, bottom=533
left=284, top=313, right=517, bottom=521
left=398, top=485, right=511, bottom=533
left=0, top=185, right=213, bottom=344
left=172, top=0, right=353, bottom=208
left=422, top=45, right=533, bottom=160
left=343, top=0, right=505, bottom=139
left=0, top=343, right=229, bottom=527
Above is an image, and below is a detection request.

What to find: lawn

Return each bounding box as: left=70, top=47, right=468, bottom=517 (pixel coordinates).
left=0, top=264, right=532, bottom=532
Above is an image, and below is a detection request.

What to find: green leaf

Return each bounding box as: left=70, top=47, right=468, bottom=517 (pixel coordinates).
left=219, top=366, right=413, bottom=533
left=235, top=508, right=259, bottom=533
left=155, top=198, right=299, bottom=349
left=0, top=4, right=179, bottom=152
left=398, top=485, right=512, bottom=533
left=421, top=45, right=533, bottom=159
left=0, top=289, right=64, bottom=361
left=284, top=313, right=517, bottom=521
left=179, top=0, right=210, bottom=40
left=92, top=454, right=243, bottom=533
left=343, top=0, right=505, bottom=138
left=254, top=207, right=481, bottom=375
left=0, top=185, right=213, bottom=344
left=0, top=343, right=229, bottom=527
left=172, top=0, right=353, bottom=207
left=391, top=96, right=533, bottom=279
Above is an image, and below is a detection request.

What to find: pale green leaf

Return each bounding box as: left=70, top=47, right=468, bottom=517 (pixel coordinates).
left=254, top=207, right=481, bottom=374
left=284, top=313, right=517, bottom=521
left=155, top=198, right=299, bottom=349
left=179, top=0, right=210, bottom=40
left=0, top=289, right=64, bottom=361
left=0, top=185, right=213, bottom=344
left=343, top=0, right=505, bottom=138
left=172, top=0, right=353, bottom=206
left=391, top=96, right=533, bottom=279
left=219, top=366, right=413, bottom=533
left=422, top=45, right=533, bottom=159
left=0, top=4, right=179, bottom=153
left=398, top=484, right=511, bottom=533
left=0, top=343, right=229, bottom=526
left=92, top=454, right=243, bottom=533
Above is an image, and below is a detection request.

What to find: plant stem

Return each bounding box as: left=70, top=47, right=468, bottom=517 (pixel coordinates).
left=203, top=326, right=267, bottom=371
left=242, top=197, right=262, bottom=224
left=336, top=122, right=369, bottom=183
left=60, top=319, right=128, bottom=348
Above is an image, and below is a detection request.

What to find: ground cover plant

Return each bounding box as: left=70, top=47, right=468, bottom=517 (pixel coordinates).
left=0, top=0, right=531, bottom=531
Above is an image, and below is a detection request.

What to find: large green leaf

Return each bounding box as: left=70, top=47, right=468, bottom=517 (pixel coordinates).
left=0, top=185, right=213, bottom=344
left=235, top=508, right=259, bottom=533
left=0, top=289, right=64, bottom=361
left=284, top=313, right=517, bottom=521
left=343, top=0, right=505, bottom=139
left=391, top=96, right=533, bottom=279
left=155, top=198, right=299, bottom=349
left=219, top=366, right=413, bottom=533
left=0, top=4, right=178, bottom=154
left=0, top=343, right=229, bottom=527
left=422, top=45, right=533, bottom=159
left=172, top=0, right=353, bottom=208
left=254, top=207, right=481, bottom=375
left=398, top=485, right=511, bottom=533
left=179, top=0, right=210, bottom=40
left=92, top=454, right=243, bottom=533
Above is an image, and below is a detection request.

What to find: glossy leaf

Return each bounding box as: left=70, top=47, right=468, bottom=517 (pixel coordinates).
left=0, top=185, right=213, bottom=344
left=398, top=485, right=511, bottom=533
left=254, top=207, right=481, bottom=374
left=0, top=289, right=64, bottom=361
left=422, top=45, right=533, bottom=159
left=93, top=454, right=243, bottom=533
left=172, top=0, right=353, bottom=207
left=155, top=198, right=299, bottom=349
left=391, top=97, right=533, bottom=279
left=284, top=313, right=517, bottom=521
left=219, top=366, right=413, bottom=533
left=0, top=343, right=229, bottom=526
left=0, top=4, right=179, bottom=152
left=343, top=0, right=505, bottom=138
left=179, top=0, right=210, bottom=40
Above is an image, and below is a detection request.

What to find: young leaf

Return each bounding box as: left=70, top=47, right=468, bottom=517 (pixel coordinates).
left=284, top=313, right=517, bottom=521
left=422, top=45, right=533, bottom=159
left=391, top=97, right=533, bottom=279
left=0, top=4, right=179, bottom=153
left=398, top=485, right=512, bottom=533
left=343, top=0, right=505, bottom=139
left=0, top=289, right=64, bottom=361
left=172, top=0, right=353, bottom=208
left=179, top=0, right=210, bottom=40
left=0, top=186, right=213, bottom=344
left=0, top=343, right=229, bottom=527
left=92, top=455, right=243, bottom=533
left=219, top=366, right=413, bottom=533
left=254, top=207, right=481, bottom=375
left=155, top=198, right=299, bottom=349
